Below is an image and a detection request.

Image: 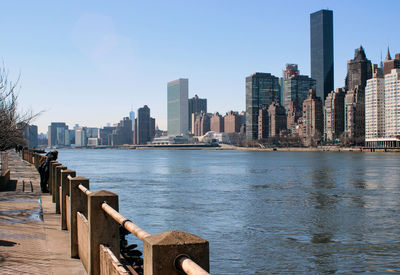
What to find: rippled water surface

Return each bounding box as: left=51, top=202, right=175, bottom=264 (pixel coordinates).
left=58, top=149, right=400, bottom=274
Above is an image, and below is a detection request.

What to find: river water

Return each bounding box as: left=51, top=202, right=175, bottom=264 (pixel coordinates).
left=58, top=149, right=400, bottom=274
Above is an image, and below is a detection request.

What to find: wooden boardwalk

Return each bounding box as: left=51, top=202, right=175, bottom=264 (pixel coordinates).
left=0, top=151, right=86, bottom=274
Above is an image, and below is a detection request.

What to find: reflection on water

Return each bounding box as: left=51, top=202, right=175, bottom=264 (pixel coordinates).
left=58, top=150, right=400, bottom=274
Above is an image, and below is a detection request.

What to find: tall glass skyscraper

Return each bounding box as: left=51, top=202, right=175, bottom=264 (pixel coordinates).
left=167, top=78, right=189, bottom=136
left=310, top=9, right=334, bottom=104
left=246, top=72, right=280, bottom=140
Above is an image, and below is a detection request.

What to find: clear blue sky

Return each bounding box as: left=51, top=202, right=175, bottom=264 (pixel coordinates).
left=1, top=0, right=399, bottom=133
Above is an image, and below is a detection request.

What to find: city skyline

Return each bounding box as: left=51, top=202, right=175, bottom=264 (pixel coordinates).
left=1, top=1, right=399, bottom=133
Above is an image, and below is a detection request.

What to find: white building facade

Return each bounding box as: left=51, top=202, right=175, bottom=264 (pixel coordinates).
left=365, top=68, right=400, bottom=148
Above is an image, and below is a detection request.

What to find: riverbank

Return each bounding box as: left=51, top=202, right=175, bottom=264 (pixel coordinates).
left=44, top=144, right=400, bottom=152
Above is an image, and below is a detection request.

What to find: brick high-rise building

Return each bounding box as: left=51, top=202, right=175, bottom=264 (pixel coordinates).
left=193, top=112, right=211, bottom=136
left=383, top=48, right=400, bottom=75
left=324, top=88, right=345, bottom=141
left=268, top=102, right=286, bottom=137
left=302, top=89, right=323, bottom=143
left=345, top=46, right=372, bottom=91
left=210, top=112, right=224, bottom=133
left=343, top=46, right=372, bottom=144
left=246, top=72, right=280, bottom=140
left=286, top=101, right=302, bottom=135
left=224, top=111, right=241, bottom=133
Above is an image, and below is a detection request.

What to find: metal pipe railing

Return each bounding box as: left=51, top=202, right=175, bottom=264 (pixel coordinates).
left=101, top=202, right=209, bottom=275
left=64, top=169, right=209, bottom=275
left=78, top=184, right=92, bottom=196
left=176, top=255, right=210, bottom=275
left=101, top=202, right=151, bottom=241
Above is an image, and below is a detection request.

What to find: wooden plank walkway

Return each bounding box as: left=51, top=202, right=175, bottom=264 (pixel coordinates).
left=0, top=151, right=86, bottom=274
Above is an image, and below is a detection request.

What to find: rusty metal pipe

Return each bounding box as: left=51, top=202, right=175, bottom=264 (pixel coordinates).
left=176, top=255, right=210, bottom=275
left=101, top=202, right=151, bottom=241
left=78, top=184, right=92, bottom=196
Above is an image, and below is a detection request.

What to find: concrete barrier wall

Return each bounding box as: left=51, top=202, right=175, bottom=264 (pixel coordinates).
left=99, top=245, right=130, bottom=275
left=77, top=212, right=89, bottom=271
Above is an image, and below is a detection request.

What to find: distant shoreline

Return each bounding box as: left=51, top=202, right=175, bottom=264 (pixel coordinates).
left=50, top=144, right=400, bottom=152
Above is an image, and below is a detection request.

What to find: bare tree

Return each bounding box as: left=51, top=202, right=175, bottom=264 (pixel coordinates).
left=0, top=67, right=40, bottom=151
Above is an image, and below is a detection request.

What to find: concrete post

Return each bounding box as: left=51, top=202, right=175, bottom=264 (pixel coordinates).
left=88, top=190, right=119, bottom=275
left=33, top=153, right=39, bottom=169
left=61, top=169, right=76, bottom=230
left=55, top=165, right=67, bottom=214
left=70, top=176, right=89, bottom=258
left=48, top=160, right=58, bottom=195
left=143, top=231, right=209, bottom=275
left=51, top=162, right=62, bottom=203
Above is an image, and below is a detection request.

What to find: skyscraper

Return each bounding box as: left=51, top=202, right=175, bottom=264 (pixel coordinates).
left=129, top=110, right=135, bottom=134
left=345, top=46, right=372, bottom=91
left=167, top=78, right=189, bottom=136
left=324, top=88, right=345, bottom=141
left=343, top=46, right=372, bottom=143
left=110, top=117, right=133, bottom=146
left=224, top=111, right=242, bottom=133
left=135, top=105, right=151, bottom=145
left=210, top=112, right=224, bottom=133
left=384, top=68, right=400, bottom=141
left=268, top=102, right=287, bottom=137
left=48, top=122, right=68, bottom=147
left=193, top=112, right=211, bottom=136
left=310, top=9, right=334, bottom=103
left=188, top=94, right=207, bottom=133
left=365, top=64, right=385, bottom=146
left=245, top=72, right=280, bottom=140
left=258, top=107, right=269, bottom=139
left=283, top=74, right=316, bottom=111
left=302, top=89, right=323, bottom=144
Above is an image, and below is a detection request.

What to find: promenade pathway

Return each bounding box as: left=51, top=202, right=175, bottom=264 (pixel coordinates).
left=0, top=151, right=86, bottom=274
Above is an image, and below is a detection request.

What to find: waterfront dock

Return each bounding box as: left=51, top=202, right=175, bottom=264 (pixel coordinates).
left=1, top=150, right=210, bottom=275
left=0, top=151, right=86, bottom=274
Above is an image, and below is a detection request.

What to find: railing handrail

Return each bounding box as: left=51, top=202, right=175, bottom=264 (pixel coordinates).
left=102, top=202, right=209, bottom=275
left=101, top=202, right=151, bottom=241
left=78, top=184, right=92, bottom=195
left=176, top=255, right=210, bottom=275
left=67, top=175, right=73, bottom=181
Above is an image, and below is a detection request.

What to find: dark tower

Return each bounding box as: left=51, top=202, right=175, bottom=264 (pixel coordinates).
left=135, top=105, right=151, bottom=145
left=310, top=9, right=334, bottom=104
left=345, top=45, right=372, bottom=92
left=245, top=72, right=280, bottom=140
